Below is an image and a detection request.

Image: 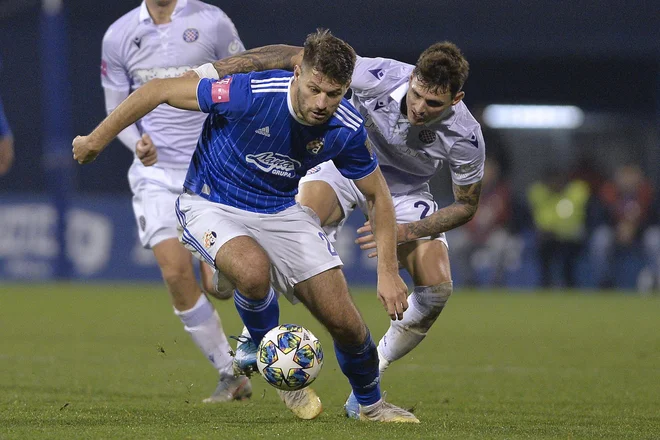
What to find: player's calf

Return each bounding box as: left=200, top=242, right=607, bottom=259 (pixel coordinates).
left=378, top=282, right=453, bottom=369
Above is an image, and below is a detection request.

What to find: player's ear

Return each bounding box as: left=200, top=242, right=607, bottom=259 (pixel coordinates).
left=452, top=91, right=465, bottom=105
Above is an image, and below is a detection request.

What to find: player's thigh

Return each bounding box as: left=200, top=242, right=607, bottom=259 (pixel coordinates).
left=129, top=167, right=183, bottom=249
left=256, top=204, right=343, bottom=284
left=393, top=190, right=451, bottom=285
left=215, top=235, right=271, bottom=294
left=175, top=192, right=270, bottom=293
left=399, top=239, right=452, bottom=286
left=294, top=267, right=367, bottom=345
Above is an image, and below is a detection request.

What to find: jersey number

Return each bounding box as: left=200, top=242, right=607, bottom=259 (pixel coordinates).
left=414, top=201, right=431, bottom=219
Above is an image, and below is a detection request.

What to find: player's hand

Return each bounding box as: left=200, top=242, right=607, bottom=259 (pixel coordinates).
left=355, top=221, right=407, bottom=258
left=136, top=134, right=158, bottom=166
left=72, top=135, right=103, bottom=164
left=377, top=270, right=409, bottom=320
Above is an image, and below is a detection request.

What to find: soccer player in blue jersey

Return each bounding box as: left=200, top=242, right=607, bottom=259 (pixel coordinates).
left=0, top=95, right=14, bottom=176
left=202, top=41, right=484, bottom=418
left=72, top=29, right=419, bottom=423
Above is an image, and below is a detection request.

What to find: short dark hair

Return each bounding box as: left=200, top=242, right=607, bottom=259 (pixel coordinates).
left=413, top=42, right=469, bottom=97
left=301, top=28, right=356, bottom=86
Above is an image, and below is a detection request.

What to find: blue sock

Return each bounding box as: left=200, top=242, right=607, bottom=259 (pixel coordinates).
left=233, top=288, right=279, bottom=346
left=334, top=331, right=381, bottom=406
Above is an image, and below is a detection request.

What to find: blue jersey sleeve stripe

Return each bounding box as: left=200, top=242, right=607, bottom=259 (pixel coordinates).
left=250, top=77, right=291, bottom=84
left=251, top=83, right=290, bottom=89
left=334, top=113, right=360, bottom=131
left=252, top=89, right=288, bottom=94
left=337, top=104, right=363, bottom=124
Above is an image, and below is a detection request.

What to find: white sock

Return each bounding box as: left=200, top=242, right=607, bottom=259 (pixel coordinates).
left=175, top=294, right=233, bottom=376
left=377, top=282, right=453, bottom=370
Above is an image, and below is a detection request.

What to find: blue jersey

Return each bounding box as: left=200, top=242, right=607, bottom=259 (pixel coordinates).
left=185, top=70, right=377, bottom=213
left=0, top=97, right=11, bottom=137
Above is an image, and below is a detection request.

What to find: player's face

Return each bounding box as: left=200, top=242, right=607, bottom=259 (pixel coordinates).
left=405, top=74, right=464, bottom=125
left=292, top=65, right=349, bottom=125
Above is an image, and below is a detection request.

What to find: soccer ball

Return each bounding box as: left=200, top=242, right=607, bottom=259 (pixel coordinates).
left=256, top=324, right=324, bottom=391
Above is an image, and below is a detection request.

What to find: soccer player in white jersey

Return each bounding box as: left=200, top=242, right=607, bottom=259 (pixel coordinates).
left=73, top=29, right=419, bottom=423
left=205, top=41, right=485, bottom=417
left=101, top=0, right=249, bottom=403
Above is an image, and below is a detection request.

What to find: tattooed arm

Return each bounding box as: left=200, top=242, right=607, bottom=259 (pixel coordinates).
left=356, top=180, right=482, bottom=253
left=400, top=180, right=482, bottom=241
left=212, top=45, right=304, bottom=78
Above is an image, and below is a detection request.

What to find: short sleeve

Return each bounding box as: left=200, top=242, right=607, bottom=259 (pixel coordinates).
left=196, top=75, right=250, bottom=118
left=449, top=128, right=486, bottom=185
left=101, top=29, right=130, bottom=91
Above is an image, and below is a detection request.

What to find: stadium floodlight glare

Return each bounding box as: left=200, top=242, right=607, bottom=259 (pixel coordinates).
left=483, top=104, right=585, bottom=129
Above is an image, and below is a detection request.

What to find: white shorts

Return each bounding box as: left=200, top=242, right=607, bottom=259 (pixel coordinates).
left=175, top=192, right=343, bottom=303
left=300, top=161, right=448, bottom=248
left=128, top=161, right=188, bottom=249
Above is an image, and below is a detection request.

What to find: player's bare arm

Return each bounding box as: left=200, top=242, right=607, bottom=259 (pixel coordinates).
left=212, top=45, right=303, bottom=78
left=354, top=168, right=409, bottom=320
left=72, top=76, right=200, bottom=164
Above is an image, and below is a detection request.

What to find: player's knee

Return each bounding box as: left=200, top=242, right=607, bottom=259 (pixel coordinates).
left=415, top=281, right=453, bottom=310
left=160, top=263, right=195, bottom=290
left=407, top=281, right=453, bottom=334
left=233, top=266, right=271, bottom=299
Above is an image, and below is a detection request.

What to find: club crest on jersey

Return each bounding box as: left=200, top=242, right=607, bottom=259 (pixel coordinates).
left=212, top=77, right=232, bottom=103
left=246, top=152, right=301, bottom=178
left=203, top=230, right=217, bottom=248
left=306, top=138, right=324, bottom=155
left=419, top=129, right=437, bottom=144
left=183, top=28, right=199, bottom=43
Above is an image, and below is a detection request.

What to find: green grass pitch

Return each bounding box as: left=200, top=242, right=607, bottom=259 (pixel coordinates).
left=1, top=284, right=659, bottom=439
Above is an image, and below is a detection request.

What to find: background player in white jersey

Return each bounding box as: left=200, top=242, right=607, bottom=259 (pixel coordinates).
left=101, top=0, right=249, bottom=403
left=73, top=29, right=419, bottom=424
left=205, top=41, right=485, bottom=416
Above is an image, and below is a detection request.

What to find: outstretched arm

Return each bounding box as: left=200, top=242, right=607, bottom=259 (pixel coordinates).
left=212, top=45, right=303, bottom=77
left=72, top=76, right=200, bottom=164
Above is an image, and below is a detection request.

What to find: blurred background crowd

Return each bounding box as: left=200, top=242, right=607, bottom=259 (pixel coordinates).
left=0, top=0, right=658, bottom=292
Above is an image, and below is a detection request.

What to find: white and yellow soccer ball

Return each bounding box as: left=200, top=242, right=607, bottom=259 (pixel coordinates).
left=256, top=324, right=324, bottom=391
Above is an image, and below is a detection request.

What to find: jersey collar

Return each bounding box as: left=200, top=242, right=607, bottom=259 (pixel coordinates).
left=139, top=0, right=188, bottom=23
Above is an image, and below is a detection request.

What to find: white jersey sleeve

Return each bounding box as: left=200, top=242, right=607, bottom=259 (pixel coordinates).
left=448, top=126, right=486, bottom=186
left=351, top=56, right=412, bottom=97
left=101, top=24, right=141, bottom=152
left=101, top=26, right=130, bottom=92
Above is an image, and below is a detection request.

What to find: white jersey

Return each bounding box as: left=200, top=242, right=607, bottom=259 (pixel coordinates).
left=350, top=56, right=485, bottom=195
left=101, top=0, right=244, bottom=168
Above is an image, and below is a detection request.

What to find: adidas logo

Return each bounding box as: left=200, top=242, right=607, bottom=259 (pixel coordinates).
left=255, top=126, right=271, bottom=137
